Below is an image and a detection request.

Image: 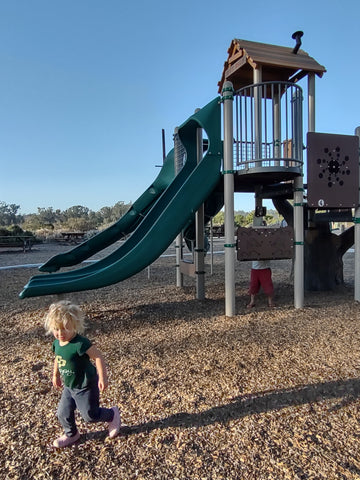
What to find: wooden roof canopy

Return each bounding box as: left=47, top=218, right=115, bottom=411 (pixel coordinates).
left=218, top=37, right=326, bottom=93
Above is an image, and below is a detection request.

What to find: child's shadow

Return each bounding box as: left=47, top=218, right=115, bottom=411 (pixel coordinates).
left=79, top=376, right=360, bottom=444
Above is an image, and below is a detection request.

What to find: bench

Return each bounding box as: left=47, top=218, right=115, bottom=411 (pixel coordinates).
left=0, top=236, right=33, bottom=252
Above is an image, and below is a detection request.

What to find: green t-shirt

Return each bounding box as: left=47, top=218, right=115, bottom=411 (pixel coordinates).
left=52, top=334, right=97, bottom=389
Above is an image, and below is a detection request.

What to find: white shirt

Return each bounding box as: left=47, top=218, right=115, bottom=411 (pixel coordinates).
left=252, top=260, right=271, bottom=270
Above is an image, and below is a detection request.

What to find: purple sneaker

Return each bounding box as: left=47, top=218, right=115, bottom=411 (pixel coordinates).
left=108, top=407, right=121, bottom=439
left=53, top=431, right=80, bottom=448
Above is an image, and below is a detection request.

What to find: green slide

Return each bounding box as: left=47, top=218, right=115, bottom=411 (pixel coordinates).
left=39, top=149, right=176, bottom=273
left=19, top=97, right=222, bottom=299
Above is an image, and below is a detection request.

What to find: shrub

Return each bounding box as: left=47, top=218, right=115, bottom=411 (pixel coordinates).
left=8, top=225, right=24, bottom=236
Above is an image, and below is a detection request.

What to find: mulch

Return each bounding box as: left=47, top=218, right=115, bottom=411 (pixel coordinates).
left=0, top=245, right=359, bottom=479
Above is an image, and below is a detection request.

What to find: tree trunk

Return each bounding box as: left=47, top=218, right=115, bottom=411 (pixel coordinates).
left=273, top=198, right=354, bottom=291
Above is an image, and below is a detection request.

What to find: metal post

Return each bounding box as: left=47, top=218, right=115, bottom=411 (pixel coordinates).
left=162, top=128, right=166, bottom=163
left=253, top=65, right=264, bottom=225
left=293, top=82, right=307, bottom=309
left=254, top=67, right=262, bottom=163
left=308, top=74, right=316, bottom=132
left=174, top=127, right=183, bottom=287
left=354, top=127, right=360, bottom=302
left=222, top=81, right=236, bottom=316
left=292, top=88, right=303, bottom=162
left=306, top=73, right=316, bottom=235
left=293, top=175, right=304, bottom=308
left=195, top=120, right=205, bottom=299
left=273, top=88, right=281, bottom=165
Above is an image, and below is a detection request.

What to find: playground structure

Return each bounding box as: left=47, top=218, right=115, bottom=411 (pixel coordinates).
left=20, top=34, right=360, bottom=315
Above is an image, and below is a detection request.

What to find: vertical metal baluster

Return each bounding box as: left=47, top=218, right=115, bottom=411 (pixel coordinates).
left=285, top=85, right=289, bottom=167
left=236, top=94, right=239, bottom=166
left=250, top=87, right=254, bottom=167
left=244, top=89, right=248, bottom=169
left=264, top=83, right=267, bottom=161
left=239, top=94, right=242, bottom=166
left=271, top=82, right=274, bottom=160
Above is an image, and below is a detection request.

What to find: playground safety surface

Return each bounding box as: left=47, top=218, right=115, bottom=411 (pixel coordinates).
left=0, top=243, right=359, bottom=479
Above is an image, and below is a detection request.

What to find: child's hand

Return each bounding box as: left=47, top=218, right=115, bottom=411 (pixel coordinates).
left=52, top=375, right=62, bottom=389
left=98, top=377, right=109, bottom=392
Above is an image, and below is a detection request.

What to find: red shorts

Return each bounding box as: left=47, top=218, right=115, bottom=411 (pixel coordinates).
left=249, top=268, right=274, bottom=296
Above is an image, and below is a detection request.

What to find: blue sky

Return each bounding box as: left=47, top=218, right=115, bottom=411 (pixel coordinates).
left=1, top=0, right=359, bottom=215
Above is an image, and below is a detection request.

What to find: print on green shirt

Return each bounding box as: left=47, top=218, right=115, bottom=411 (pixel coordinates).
left=53, top=334, right=97, bottom=389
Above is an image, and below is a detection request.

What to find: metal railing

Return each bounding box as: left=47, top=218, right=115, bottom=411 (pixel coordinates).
left=234, top=81, right=304, bottom=172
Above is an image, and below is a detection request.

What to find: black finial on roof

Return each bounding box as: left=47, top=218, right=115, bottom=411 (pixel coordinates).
left=292, top=31, right=303, bottom=54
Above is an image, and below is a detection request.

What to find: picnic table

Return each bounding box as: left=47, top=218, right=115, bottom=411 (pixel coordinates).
left=60, top=232, right=86, bottom=244
left=0, top=236, right=33, bottom=252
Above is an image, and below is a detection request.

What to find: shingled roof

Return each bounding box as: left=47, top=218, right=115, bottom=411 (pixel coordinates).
left=218, top=38, right=326, bottom=93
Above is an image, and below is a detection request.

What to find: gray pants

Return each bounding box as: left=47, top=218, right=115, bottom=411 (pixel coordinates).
left=57, top=378, right=114, bottom=437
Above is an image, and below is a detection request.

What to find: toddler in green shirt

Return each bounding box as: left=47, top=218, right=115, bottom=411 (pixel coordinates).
left=45, top=300, right=121, bottom=448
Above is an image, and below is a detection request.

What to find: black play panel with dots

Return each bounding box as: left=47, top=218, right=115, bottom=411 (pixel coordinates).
left=307, top=132, right=359, bottom=209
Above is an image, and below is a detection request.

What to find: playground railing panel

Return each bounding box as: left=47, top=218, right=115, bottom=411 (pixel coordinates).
left=236, top=226, right=294, bottom=261
left=233, top=81, right=303, bottom=174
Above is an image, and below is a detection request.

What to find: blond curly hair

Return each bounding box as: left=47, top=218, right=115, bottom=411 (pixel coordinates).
left=44, top=300, right=86, bottom=334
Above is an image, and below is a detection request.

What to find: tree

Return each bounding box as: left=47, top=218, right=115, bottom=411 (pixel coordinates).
left=111, top=201, right=130, bottom=222
left=213, top=211, right=224, bottom=226
left=98, top=206, right=113, bottom=225
left=36, top=207, right=62, bottom=227
left=234, top=213, right=247, bottom=227
left=245, top=211, right=254, bottom=226
left=22, top=214, right=43, bottom=231
left=273, top=197, right=354, bottom=291
left=63, top=205, right=91, bottom=220
left=265, top=209, right=282, bottom=225
left=0, top=201, right=22, bottom=226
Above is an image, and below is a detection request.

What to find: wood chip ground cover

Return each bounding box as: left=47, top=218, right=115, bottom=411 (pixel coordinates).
left=0, top=244, right=359, bottom=479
